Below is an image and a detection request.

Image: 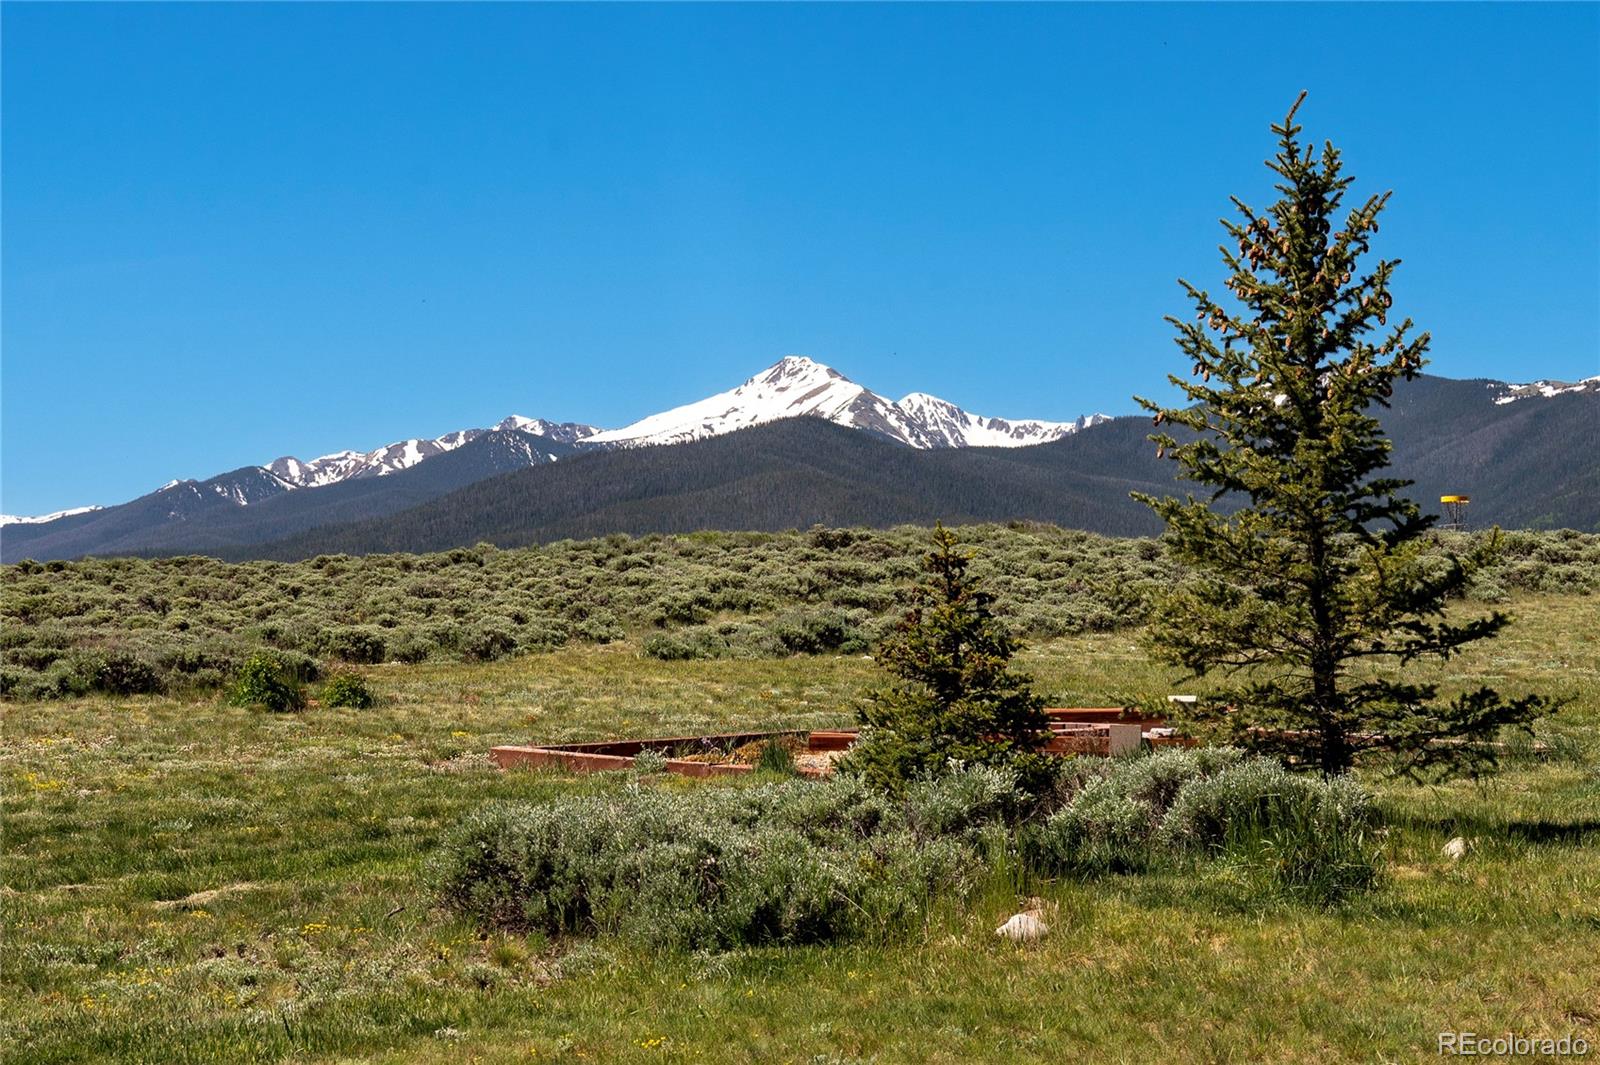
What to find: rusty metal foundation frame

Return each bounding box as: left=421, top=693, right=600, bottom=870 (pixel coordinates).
left=491, top=730, right=816, bottom=778
left=490, top=708, right=1185, bottom=780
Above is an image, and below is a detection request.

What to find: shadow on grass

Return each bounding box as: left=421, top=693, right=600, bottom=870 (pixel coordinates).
left=1386, top=810, right=1600, bottom=847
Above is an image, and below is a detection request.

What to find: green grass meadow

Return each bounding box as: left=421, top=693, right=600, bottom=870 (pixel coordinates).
left=4, top=594, right=1598, bottom=1063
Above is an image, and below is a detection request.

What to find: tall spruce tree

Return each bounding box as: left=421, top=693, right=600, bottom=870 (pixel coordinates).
left=1134, top=93, right=1548, bottom=779
left=842, top=524, right=1053, bottom=794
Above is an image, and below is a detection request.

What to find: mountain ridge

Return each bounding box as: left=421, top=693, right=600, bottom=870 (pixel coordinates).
left=239, top=371, right=1599, bottom=561
left=2, top=355, right=1108, bottom=526
left=235, top=373, right=1600, bottom=558
left=3, top=365, right=1595, bottom=560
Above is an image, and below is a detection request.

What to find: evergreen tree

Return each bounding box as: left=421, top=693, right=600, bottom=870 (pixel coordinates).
left=842, top=525, right=1053, bottom=794
left=1135, top=94, right=1548, bottom=779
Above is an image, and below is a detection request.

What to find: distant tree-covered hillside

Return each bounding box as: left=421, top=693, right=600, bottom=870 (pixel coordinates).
left=249, top=375, right=1600, bottom=559
left=248, top=418, right=1177, bottom=559
left=2, top=373, right=1594, bottom=564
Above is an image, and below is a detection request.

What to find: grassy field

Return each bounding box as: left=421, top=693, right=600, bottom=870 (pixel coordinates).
left=4, top=593, right=1598, bottom=1063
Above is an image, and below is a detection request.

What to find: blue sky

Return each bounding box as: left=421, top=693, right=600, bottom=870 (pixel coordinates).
left=4, top=3, right=1597, bottom=516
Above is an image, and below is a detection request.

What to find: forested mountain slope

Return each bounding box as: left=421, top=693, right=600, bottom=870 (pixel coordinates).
left=5, top=373, right=1594, bottom=562
left=247, top=374, right=1600, bottom=559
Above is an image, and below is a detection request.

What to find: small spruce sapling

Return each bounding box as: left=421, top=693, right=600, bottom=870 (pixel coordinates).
left=841, top=525, right=1054, bottom=795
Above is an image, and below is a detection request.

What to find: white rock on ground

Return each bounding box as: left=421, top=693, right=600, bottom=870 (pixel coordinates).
left=995, top=912, right=1049, bottom=942
left=1442, top=836, right=1468, bottom=861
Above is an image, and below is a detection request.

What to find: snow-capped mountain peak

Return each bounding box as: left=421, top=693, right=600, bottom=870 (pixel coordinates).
left=589, top=356, right=1103, bottom=449
left=9, top=360, right=1596, bottom=544
left=7, top=358, right=1107, bottom=528
left=493, top=416, right=602, bottom=445
left=586, top=355, right=877, bottom=447
left=896, top=391, right=959, bottom=412
left=143, top=468, right=297, bottom=515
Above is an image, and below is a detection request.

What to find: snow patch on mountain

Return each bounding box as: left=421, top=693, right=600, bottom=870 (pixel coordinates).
left=262, top=417, right=598, bottom=491
left=0, top=505, right=103, bottom=526
left=151, top=468, right=298, bottom=511
left=894, top=391, right=1109, bottom=447
left=495, top=416, right=601, bottom=445
left=266, top=431, right=483, bottom=488
left=1490, top=375, right=1600, bottom=405
left=590, top=356, right=1104, bottom=449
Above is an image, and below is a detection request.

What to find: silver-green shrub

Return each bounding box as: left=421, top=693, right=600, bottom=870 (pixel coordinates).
left=1032, top=748, right=1379, bottom=900
left=1038, top=774, right=1154, bottom=873
left=433, top=768, right=1023, bottom=949
left=1156, top=759, right=1380, bottom=902
left=631, top=749, right=668, bottom=774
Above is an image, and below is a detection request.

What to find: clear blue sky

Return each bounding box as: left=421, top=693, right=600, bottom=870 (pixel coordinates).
left=4, top=3, right=1597, bottom=515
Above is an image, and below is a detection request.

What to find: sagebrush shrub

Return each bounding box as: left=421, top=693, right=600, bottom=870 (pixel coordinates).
left=770, top=609, right=869, bottom=655
left=1112, top=746, right=1250, bottom=810
left=227, top=652, right=306, bottom=713
left=1156, top=758, right=1372, bottom=849
left=517, top=616, right=571, bottom=651
left=1030, top=748, right=1378, bottom=900
left=320, top=671, right=375, bottom=709
left=93, top=651, right=164, bottom=696
left=1155, top=759, right=1380, bottom=901
left=1158, top=754, right=1382, bottom=895
left=387, top=629, right=435, bottom=664
left=437, top=750, right=1381, bottom=950
left=256, top=648, right=321, bottom=684
left=433, top=768, right=1019, bottom=949
left=631, top=749, right=669, bottom=774
left=1037, top=775, right=1155, bottom=874
left=22, top=667, right=84, bottom=701
left=320, top=626, right=387, bottom=664
left=157, top=642, right=245, bottom=678
left=640, top=631, right=710, bottom=661
left=574, top=612, right=624, bottom=644
left=460, top=621, right=517, bottom=662
left=900, top=762, right=1030, bottom=837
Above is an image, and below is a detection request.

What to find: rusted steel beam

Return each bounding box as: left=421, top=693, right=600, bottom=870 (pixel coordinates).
left=1045, top=707, right=1169, bottom=728
left=490, top=745, right=755, bottom=778
left=806, top=730, right=860, bottom=752
left=540, top=730, right=808, bottom=758
left=808, top=723, right=1144, bottom=758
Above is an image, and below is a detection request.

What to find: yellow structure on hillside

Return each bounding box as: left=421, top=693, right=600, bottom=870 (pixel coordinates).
left=1440, top=495, right=1471, bottom=530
